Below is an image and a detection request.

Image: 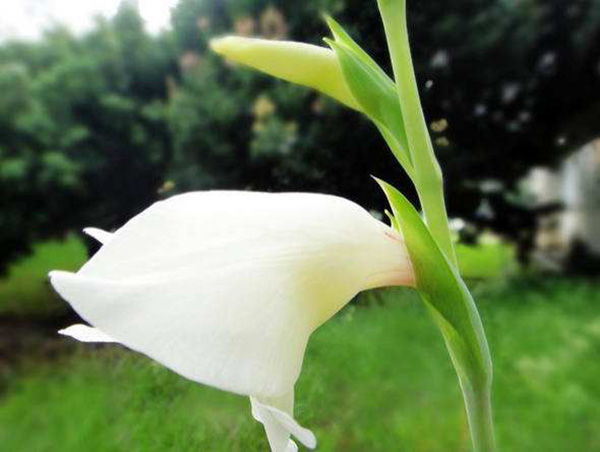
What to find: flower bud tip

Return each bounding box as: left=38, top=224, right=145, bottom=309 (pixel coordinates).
left=209, top=37, right=231, bottom=55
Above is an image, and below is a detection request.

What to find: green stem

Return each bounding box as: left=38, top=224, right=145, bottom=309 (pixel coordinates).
left=377, top=1, right=496, bottom=451
left=463, top=385, right=496, bottom=452
left=416, top=171, right=456, bottom=267
left=377, top=0, right=457, bottom=268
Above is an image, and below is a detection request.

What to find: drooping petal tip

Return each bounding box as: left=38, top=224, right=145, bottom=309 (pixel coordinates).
left=251, top=396, right=317, bottom=451
left=48, top=270, right=72, bottom=299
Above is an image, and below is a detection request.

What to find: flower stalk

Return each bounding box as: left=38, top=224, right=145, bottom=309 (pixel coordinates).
left=378, top=1, right=495, bottom=450
left=464, top=385, right=496, bottom=452
left=377, top=0, right=457, bottom=267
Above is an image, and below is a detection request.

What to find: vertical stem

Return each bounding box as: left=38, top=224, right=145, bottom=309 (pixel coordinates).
left=377, top=0, right=458, bottom=268
left=377, top=2, right=496, bottom=451
left=463, top=385, right=496, bottom=452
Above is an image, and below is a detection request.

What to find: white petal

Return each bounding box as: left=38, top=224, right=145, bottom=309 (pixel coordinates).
left=251, top=391, right=316, bottom=452
left=59, top=324, right=117, bottom=343
left=50, top=191, right=413, bottom=397
left=264, top=407, right=316, bottom=449
left=83, top=227, right=113, bottom=245
left=285, top=442, right=298, bottom=452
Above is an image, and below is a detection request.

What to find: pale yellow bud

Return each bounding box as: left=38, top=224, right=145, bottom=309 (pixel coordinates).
left=210, top=36, right=361, bottom=111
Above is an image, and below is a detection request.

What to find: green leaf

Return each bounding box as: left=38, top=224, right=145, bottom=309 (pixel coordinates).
left=375, top=178, right=494, bottom=450
left=210, top=36, right=361, bottom=111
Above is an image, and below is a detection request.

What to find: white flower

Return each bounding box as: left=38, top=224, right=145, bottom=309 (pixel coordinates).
left=50, top=191, right=414, bottom=451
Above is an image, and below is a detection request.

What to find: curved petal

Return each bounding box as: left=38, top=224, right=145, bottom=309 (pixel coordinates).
left=50, top=268, right=311, bottom=397
left=83, top=227, right=113, bottom=245
left=251, top=391, right=316, bottom=452
left=59, top=324, right=117, bottom=343
left=50, top=191, right=413, bottom=398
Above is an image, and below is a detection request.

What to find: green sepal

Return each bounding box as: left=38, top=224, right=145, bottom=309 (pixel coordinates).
left=375, top=177, right=492, bottom=399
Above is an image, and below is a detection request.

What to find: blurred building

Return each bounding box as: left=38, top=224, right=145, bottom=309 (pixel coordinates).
left=526, top=139, right=600, bottom=271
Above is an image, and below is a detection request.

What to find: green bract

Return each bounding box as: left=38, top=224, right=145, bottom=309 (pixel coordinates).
left=376, top=178, right=495, bottom=451
left=324, top=17, right=411, bottom=173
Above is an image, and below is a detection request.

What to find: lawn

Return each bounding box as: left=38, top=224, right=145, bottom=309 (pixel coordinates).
left=1, top=278, right=599, bottom=451
left=0, top=235, right=87, bottom=316
left=455, top=241, right=515, bottom=279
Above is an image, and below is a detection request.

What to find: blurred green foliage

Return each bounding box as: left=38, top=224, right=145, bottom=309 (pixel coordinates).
left=0, top=236, right=86, bottom=317
left=456, top=242, right=515, bottom=280
left=1, top=0, right=599, bottom=271
left=0, top=3, right=174, bottom=271
left=2, top=279, right=599, bottom=451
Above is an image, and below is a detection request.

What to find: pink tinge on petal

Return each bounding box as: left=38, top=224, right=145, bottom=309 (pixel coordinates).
left=359, top=223, right=416, bottom=290
left=364, top=268, right=416, bottom=290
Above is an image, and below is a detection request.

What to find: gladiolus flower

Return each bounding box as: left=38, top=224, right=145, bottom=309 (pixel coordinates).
left=50, top=191, right=414, bottom=451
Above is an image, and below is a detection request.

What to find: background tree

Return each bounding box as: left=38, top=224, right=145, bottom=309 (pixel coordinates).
left=0, top=3, right=176, bottom=272
left=1, top=0, right=599, bottom=271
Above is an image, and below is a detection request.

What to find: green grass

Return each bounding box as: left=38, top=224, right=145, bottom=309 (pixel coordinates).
left=456, top=242, right=514, bottom=279
left=1, top=279, right=599, bottom=451
left=0, top=235, right=87, bottom=316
